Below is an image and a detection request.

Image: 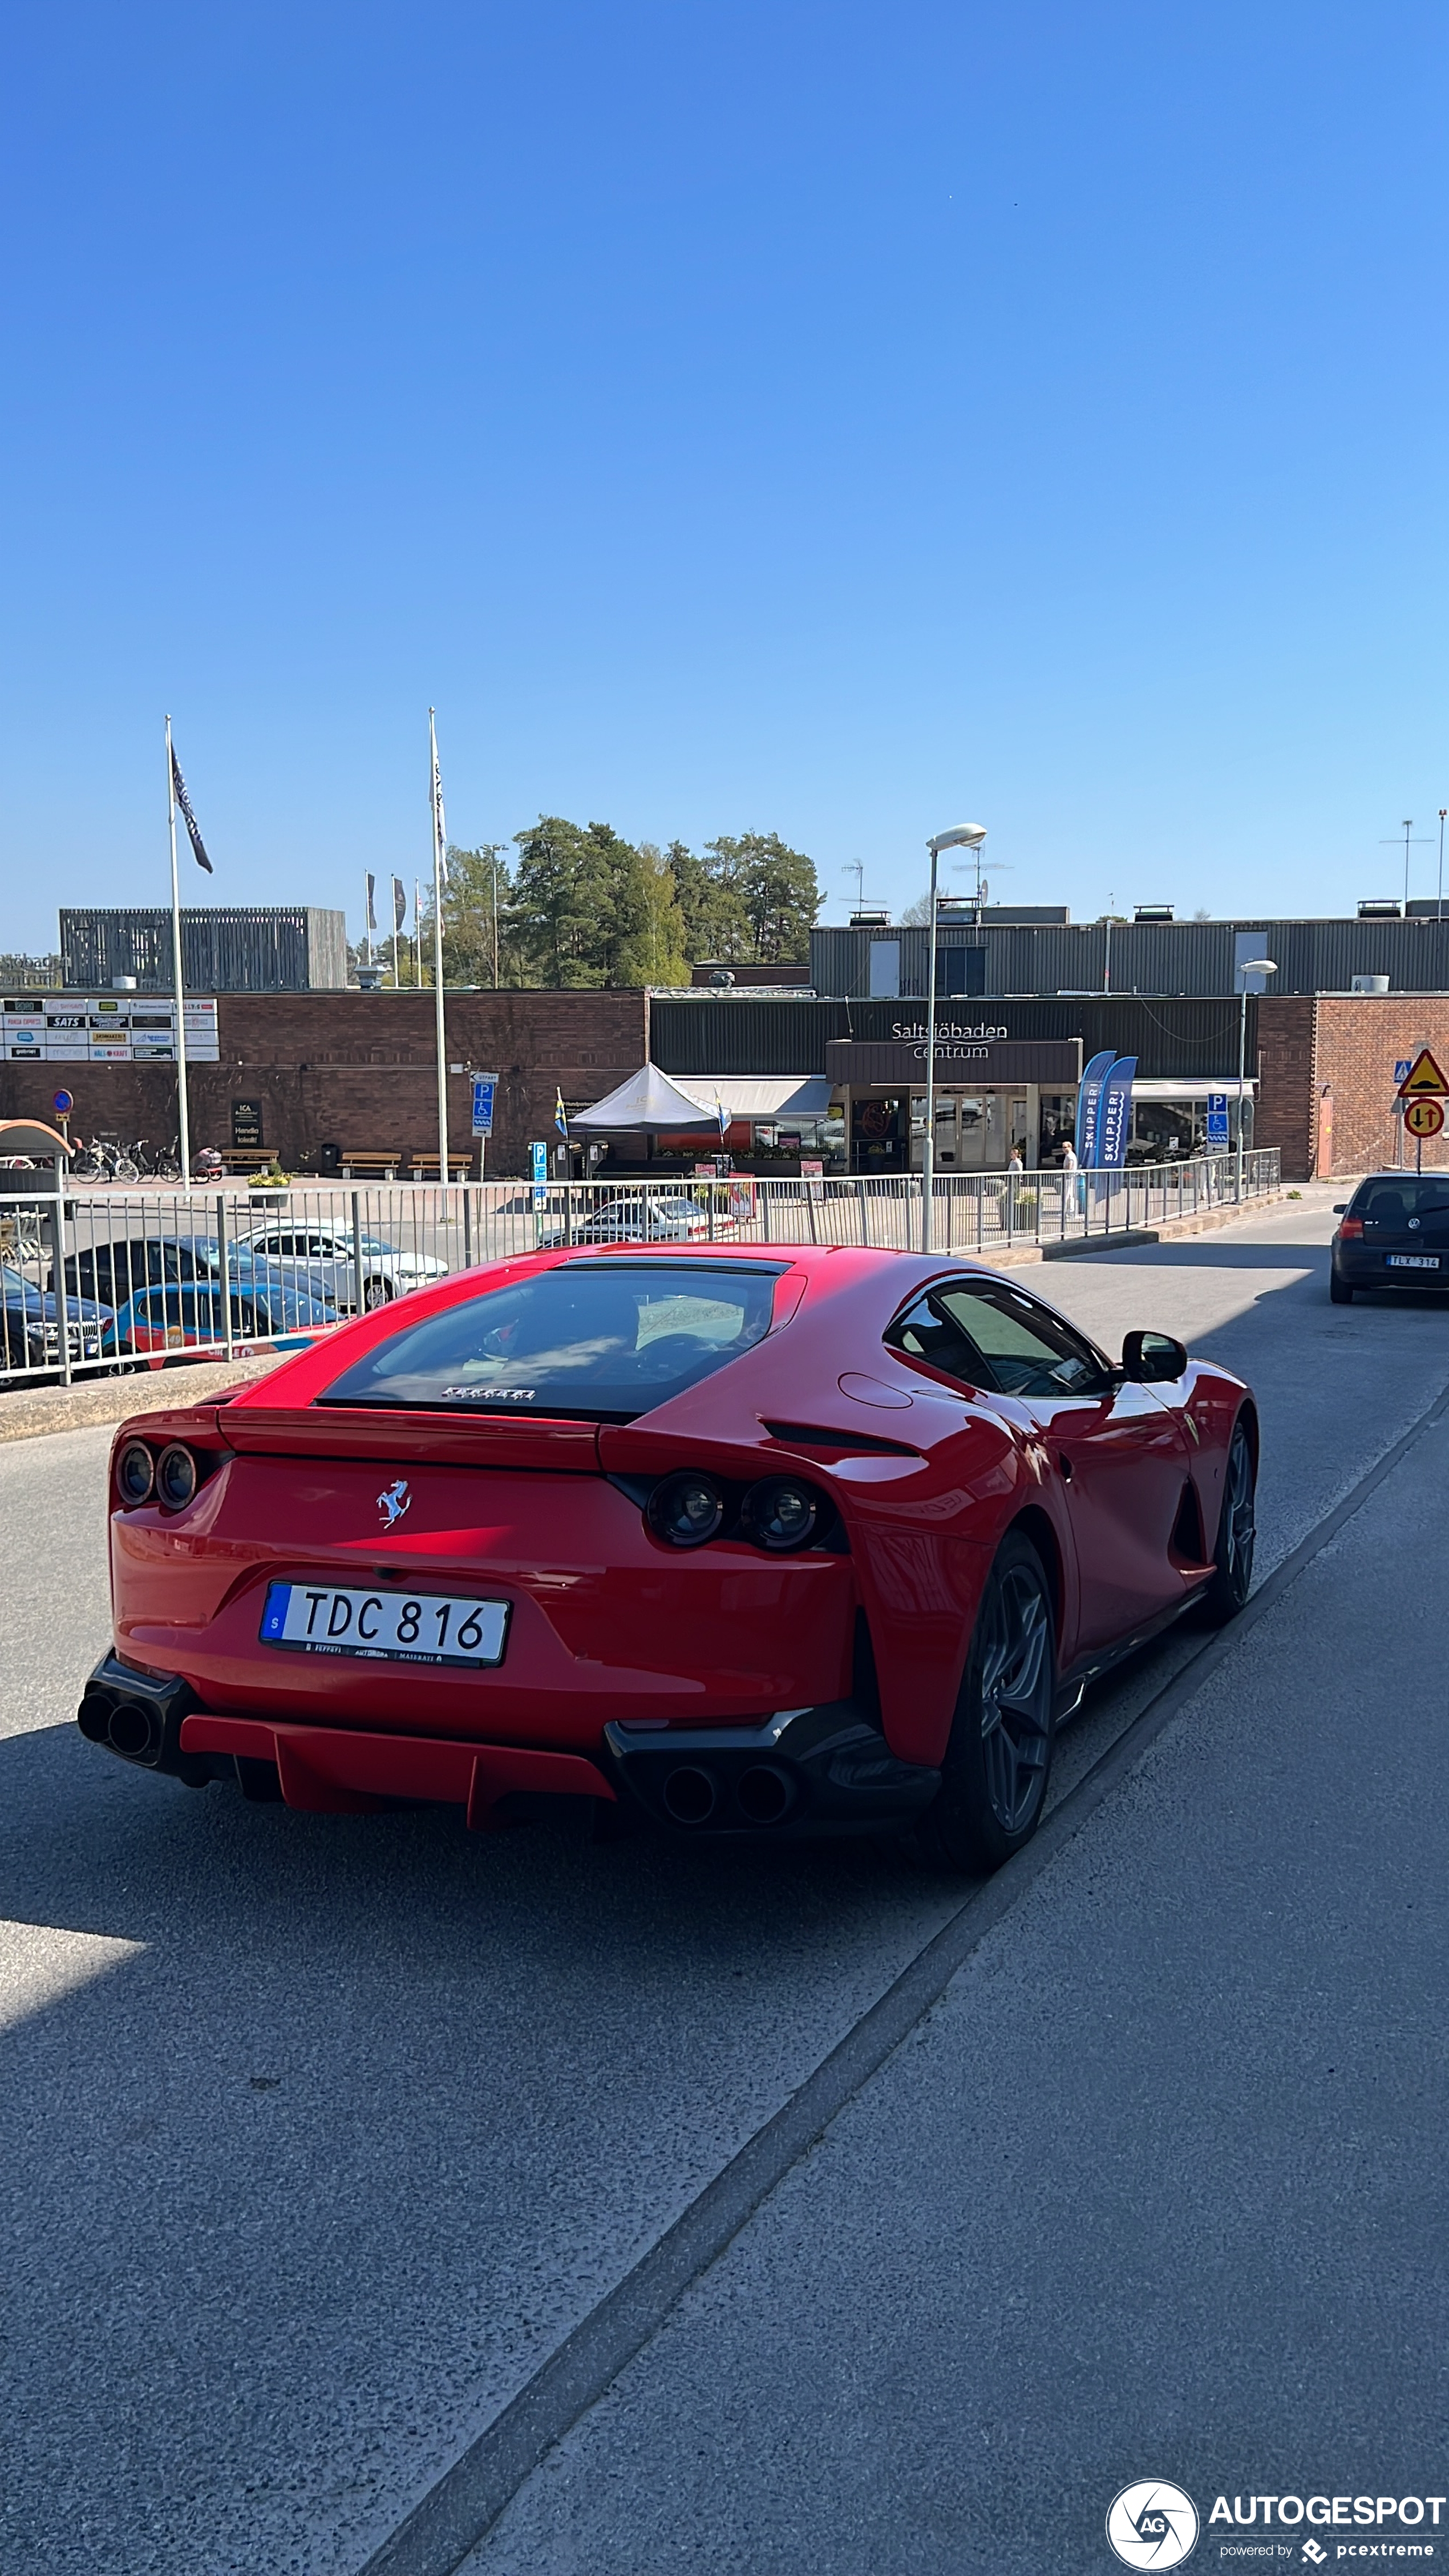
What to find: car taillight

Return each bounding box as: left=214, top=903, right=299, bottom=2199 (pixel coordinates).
left=740, top=1476, right=824, bottom=1553
left=647, top=1471, right=726, bottom=1547
left=1338, top=1217, right=1363, bottom=1240
left=155, top=1443, right=199, bottom=1509
left=116, top=1441, right=156, bottom=1505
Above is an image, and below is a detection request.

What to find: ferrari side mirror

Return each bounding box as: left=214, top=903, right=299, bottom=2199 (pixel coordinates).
left=1122, top=1330, right=1188, bottom=1384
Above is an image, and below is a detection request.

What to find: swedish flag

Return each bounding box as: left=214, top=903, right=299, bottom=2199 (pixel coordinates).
left=554, top=1088, right=569, bottom=1136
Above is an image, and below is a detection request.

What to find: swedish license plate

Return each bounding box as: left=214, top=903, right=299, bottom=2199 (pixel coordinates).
left=1386, top=1254, right=1439, bottom=1270
left=260, top=1581, right=509, bottom=1666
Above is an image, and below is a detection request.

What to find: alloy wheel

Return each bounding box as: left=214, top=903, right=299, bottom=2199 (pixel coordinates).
left=977, top=1560, right=1053, bottom=1833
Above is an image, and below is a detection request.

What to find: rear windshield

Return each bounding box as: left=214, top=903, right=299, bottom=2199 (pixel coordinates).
left=317, top=1262, right=782, bottom=1420
left=1353, top=1180, right=1449, bottom=1238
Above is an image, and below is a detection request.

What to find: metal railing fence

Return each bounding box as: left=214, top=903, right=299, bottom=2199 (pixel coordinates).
left=0, top=1150, right=1280, bottom=1390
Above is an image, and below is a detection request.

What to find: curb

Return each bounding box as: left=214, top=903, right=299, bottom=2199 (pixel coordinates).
left=0, top=1353, right=285, bottom=1445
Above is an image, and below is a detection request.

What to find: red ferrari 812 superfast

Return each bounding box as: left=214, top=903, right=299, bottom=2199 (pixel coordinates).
left=80, top=1244, right=1257, bottom=1872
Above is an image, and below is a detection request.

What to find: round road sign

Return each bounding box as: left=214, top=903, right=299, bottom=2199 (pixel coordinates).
left=52, top=1089, right=74, bottom=1115
left=1405, top=1097, right=1444, bottom=1139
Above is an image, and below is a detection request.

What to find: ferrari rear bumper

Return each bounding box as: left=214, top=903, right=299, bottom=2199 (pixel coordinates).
left=77, top=1656, right=939, bottom=1838
left=602, top=1704, right=940, bottom=1837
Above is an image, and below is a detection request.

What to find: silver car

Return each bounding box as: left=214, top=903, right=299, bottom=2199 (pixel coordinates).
left=240, top=1224, right=449, bottom=1314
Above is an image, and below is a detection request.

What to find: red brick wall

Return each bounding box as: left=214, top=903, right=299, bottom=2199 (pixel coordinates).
left=0, top=990, right=649, bottom=1176
left=1312, top=997, right=1449, bottom=1178
left=1255, top=997, right=1318, bottom=1180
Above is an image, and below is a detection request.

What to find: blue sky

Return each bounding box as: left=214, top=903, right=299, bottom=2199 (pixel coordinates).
left=2, top=1, right=1446, bottom=954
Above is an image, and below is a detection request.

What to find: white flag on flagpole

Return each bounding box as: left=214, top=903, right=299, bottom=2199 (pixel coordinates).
left=430, top=713, right=448, bottom=886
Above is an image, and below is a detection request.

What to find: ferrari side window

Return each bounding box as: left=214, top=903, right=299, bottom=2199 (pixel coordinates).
left=883, top=1294, right=989, bottom=1388
left=936, top=1283, right=1108, bottom=1402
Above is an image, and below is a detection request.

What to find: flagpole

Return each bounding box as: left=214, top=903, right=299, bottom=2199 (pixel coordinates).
left=415, top=880, right=422, bottom=985
left=362, top=873, right=372, bottom=971
left=165, top=716, right=192, bottom=1187
left=430, top=710, right=448, bottom=1184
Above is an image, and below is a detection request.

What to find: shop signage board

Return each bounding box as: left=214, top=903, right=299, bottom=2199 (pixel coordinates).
left=1, top=995, right=220, bottom=1062
left=824, top=1035, right=1083, bottom=1089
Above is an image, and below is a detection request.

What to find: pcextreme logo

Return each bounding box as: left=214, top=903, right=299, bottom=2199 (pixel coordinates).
left=1107, top=2481, right=1201, bottom=2569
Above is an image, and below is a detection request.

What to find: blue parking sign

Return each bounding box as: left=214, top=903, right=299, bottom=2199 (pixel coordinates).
left=531, top=1140, right=547, bottom=1210
left=1205, top=1091, right=1229, bottom=1147
left=471, top=1074, right=497, bottom=1137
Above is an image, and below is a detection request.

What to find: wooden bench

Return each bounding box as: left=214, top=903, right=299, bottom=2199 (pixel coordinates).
left=222, top=1149, right=278, bottom=1175
left=407, top=1153, right=473, bottom=1181
left=339, top=1151, right=401, bottom=1180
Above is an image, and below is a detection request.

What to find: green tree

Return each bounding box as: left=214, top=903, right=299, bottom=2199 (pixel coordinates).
left=704, top=832, right=819, bottom=961
left=614, top=843, right=690, bottom=986
left=666, top=839, right=750, bottom=962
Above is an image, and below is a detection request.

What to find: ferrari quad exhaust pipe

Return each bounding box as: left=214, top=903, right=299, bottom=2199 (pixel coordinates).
left=77, top=1690, right=163, bottom=1765
left=661, top=1765, right=719, bottom=1826
left=735, top=1764, right=794, bottom=1826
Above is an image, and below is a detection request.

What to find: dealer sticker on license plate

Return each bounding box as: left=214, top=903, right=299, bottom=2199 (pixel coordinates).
left=260, top=1581, right=509, bottom=1667
left=1386, top=1254, right=1440, bottom=1269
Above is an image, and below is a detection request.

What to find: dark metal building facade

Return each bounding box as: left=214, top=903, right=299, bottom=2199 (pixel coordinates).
left=810, top=915, right=1449, bottom=1002
left=651, top=994, right=1257, bottom=1084
left=59, top=907, right=349, bottom=993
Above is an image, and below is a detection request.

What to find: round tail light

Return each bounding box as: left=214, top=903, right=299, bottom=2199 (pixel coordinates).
left=647, top=1471, right=726, bottom=1548
left=741, top=1476, right=821, bottom=1552
left=116, top=1442, right=155, bottom=1506
left=155, top=1443, right=199, bottom=1509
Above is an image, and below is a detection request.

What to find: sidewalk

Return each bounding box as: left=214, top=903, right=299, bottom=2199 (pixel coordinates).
left=464, top=1398, right=1449, bottom=2575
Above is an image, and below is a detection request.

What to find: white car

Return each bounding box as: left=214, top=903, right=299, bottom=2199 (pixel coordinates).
left=241, top=1224, right=450, bottom=1314
left=575, top=1193, right=734, bottom=1244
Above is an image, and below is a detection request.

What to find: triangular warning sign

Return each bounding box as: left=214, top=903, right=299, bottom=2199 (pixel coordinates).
left=1398, top=1047, right=1449, bottom=1098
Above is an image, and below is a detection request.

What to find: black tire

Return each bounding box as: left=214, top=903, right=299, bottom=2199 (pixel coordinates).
left=363, top=1277, right=394, bottom=1311
left=1200, top=1417, right=1256, bottom=1626
left=913, top=1530, right=1056, bottom=1874
left=1329, top=1270, right=1353, bottom=1305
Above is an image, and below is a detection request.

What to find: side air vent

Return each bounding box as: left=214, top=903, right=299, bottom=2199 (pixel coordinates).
left=761, top=1421, right=920, bottom=1457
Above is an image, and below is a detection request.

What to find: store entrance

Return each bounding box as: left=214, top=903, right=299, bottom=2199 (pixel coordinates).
left=911, top=1089, right=1034, bottom=1172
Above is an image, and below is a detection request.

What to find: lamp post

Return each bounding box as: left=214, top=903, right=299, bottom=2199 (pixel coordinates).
left=1438, top=809, right=1446, bottom=926
left=1236, top=958, right=1276, bottom=1203
left=922, top=824, right=987, bottom=1251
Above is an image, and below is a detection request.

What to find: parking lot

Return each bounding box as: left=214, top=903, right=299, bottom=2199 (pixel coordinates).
left=2, top=1184, right=1446, bottom=2575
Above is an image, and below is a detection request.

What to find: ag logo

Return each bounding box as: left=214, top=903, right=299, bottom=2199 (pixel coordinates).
left=1106, top=2480, right=1200, bottom=2568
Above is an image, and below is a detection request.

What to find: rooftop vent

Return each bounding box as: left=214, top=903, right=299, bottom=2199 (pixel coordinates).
left=1134, top=904, right=1174, bottom=923
left=848, top=909, right=892, bottom=929
left=1357, top=899, right=1403, bottom=920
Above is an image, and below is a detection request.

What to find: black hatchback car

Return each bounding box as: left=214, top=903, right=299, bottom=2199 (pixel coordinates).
left=1330, top=1174, right=1449, bottom=1302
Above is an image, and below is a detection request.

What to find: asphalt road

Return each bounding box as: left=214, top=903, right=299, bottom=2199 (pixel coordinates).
left=2, top=1184, right=1445, bottom=2576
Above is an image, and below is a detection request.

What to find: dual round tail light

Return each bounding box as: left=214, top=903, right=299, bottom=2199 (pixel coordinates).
left=116, top=1441, right=200, bottom=1510
left=647, top=1471, right=824, bottom=1554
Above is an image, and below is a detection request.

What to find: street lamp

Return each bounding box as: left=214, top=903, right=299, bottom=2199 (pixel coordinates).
left=922, top=824, right=987, bottom=1251
left=1236, top=958, right=1276, bottom=1203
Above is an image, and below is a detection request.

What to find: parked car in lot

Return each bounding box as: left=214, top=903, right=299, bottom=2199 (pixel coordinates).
left=238, top=1223, right=448, bottom=1313
left=1, top=1263, right=111, bottom=1372
left=575, top=1192, right=731, bottom=1244
left=59, top=1234, right=259, bottom=1310
left=80, top=1244, right=1258, bottom=1876
left=99, top=1278, right=335, bottom=1356
left=1330, top=1175, right=1449, bottom=1302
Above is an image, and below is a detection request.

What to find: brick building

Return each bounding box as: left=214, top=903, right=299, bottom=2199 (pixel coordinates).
left=0, top=981, right=1443, bottom=1181
left=1256, top=994, right=1449, bottom=1181
left=0, top=990, right=647, bottom=1175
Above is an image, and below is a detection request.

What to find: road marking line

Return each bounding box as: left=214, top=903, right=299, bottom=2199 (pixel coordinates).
left=357, top=1378, right=1449, bottom=2576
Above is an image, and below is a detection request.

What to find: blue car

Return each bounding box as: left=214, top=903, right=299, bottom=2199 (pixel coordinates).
left=0, top=1263, right=113, bottom=1374
left=100, top=1278, right=337, bottom=1358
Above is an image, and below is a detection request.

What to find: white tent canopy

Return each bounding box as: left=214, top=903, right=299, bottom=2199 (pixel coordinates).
left=570, top=1066, right=832, bottom=1133
left=569, top=1064, right=718, bottom=1133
